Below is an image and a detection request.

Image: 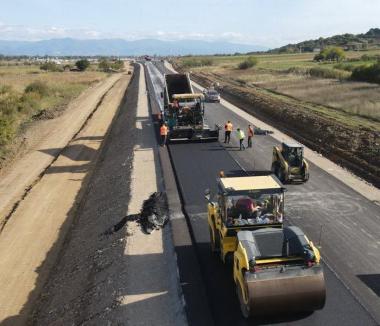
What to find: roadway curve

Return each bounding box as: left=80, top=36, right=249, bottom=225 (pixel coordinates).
left=145, top=61, right=379, bottom=325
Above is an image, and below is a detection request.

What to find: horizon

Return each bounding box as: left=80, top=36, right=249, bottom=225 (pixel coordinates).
left=1, top=0, right=380, bottom=48
left=0, top=26, right=378, bottom=50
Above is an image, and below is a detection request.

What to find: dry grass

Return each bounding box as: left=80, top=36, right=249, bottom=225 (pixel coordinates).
left=176, top=49, right=380, bottom=123
left=0, top=63, right=108, bottom=156
left=0, top=64, right=105, bottom=92
left=261, top=78, right=380, bottom=120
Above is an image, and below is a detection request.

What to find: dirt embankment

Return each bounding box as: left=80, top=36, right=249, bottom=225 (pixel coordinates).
left=175, top=65, right=380, bottom=188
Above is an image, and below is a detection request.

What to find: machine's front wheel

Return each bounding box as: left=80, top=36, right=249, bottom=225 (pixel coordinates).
left=209, top=225, right=220, bottom=253
left=237, top=279, right=251, bottom=319
left=277, top=167, right=286, bottom=183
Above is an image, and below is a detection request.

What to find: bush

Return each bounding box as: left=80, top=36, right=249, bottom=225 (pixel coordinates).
left=308, top=67, right=350, bottom=80
left=0, top=89, right=19, bottom=146
left=24, top=81, right=49, bottom=97
left=286, top=67, right=308, bottom=75
left=98, top=59, right=124, bottom=72
left=333, top=63, right=355, bottom=72
left=313, top=47, right=345, bottom=62
left=313, top=53, right=324, bottom=62
left=238, top=56, right=258, bottom=69
left=75, top=59, right=90, bottom=71
left=98, top=59, right=110, bottom=72
left=181, top=58, right=214, bottom=68
left=200, top=58, right=213, bottom=66
left=351, top=62, right=380, bottom=83
left=40, top=62, right=62, bottom=72
left=24, top=81, right=48, bottom=97
left=0, top=85, right=13, bottom=95
left=111, top=59, right=124, bottom=70
left=361, top=54, right=380, bottom=62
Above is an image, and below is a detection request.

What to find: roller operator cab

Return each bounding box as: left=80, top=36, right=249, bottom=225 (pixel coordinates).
left=205, top=174, right=326, bottom=318
left=206, top=174, right=285, bottom=263
left=272, top=142, right=310, bottom=183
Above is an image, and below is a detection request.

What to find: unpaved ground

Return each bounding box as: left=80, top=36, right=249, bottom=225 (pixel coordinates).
left=0, top=71, right=124, bottom=229
left=29, top=64, right=186, bottom=325
left=177, top=68, right=380, bottom=188
left=0, top=71, right=132, bottom=325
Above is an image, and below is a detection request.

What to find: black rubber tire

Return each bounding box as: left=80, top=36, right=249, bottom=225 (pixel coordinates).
left=277, top=167, right=286, bottom=183
left=209, top=224, right=220, bottom=253
left=271, top=163, right=276, bottom=174
left=237, top=280, right=251, bottom=319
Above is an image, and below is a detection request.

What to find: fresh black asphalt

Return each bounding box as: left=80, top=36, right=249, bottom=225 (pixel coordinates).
left=147, top=62, right=378, bottom=325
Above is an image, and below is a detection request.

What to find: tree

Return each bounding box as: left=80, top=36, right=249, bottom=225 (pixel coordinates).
left=98, top=59, right=110, bottom=72
left=313, top=47, right=345, bottom=62
left=313, top=53, right=324, bottom=62
left=325, top=47, right=345, bottom=61
left=40, top=61, right=61, bottom=72
left=75, top=59, right=90, bottom=71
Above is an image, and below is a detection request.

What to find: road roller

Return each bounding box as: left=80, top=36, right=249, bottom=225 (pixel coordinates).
left=205, top=174, right=285, bottom=263
left=234, top=227, right=325, bottom=318
left=205, top=173, right=326, bottom=317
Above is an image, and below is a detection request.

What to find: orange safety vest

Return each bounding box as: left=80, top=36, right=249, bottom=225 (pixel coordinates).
left=160, top=125, right=168, bottom=136
left=248, top=127, right=254, bottom=137
left=225, top=122, right=233, bottom=131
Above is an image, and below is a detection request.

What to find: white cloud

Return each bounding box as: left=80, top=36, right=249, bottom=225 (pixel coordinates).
left=0, top=23, right=265, bottom=45
left=0, top=24, right=105, bottom=41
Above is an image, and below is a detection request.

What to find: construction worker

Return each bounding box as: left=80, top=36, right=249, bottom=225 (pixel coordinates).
left=173, top=99, right=179, bottom=109
left=247, top=124, right=254, bottom=148
left=224, top=120, right=233, bottom=144
left=237, top=128, right=245, bottom=150
left=160, top=123, right=168, bottom=146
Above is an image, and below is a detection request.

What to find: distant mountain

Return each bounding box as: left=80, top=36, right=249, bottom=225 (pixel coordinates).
left=271, top=28, right=380, bottom=53
left=0, top=38, right=268, bottom=56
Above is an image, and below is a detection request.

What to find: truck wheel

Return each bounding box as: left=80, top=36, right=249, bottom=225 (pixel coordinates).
left=237, top=280, right=251, bottom=319
left=277, top=168, right=285, bottom=183
left=209, top=225, right=220, bottom=253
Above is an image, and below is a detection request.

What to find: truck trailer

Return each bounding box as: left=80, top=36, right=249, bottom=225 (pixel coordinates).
left=162, top=73, right=219, bottom=142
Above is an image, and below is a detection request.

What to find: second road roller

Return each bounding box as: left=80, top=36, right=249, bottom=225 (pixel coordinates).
left=205, top=173, right=326, bottom=318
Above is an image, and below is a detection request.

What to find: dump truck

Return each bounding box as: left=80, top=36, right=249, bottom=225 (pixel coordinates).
left=162, top=73, right=219, bottom=141
left=205, top=174, right=326, bottom=318
left=272, top=142, right=309, bottom=183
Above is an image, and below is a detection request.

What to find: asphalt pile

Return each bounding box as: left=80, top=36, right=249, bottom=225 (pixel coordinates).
left=139, top=192, right=169, bottom=234
left=103, top=192, right=169, bottom=235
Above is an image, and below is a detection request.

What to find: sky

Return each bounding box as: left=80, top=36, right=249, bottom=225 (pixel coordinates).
left=0, top=0, right=379, bottom=47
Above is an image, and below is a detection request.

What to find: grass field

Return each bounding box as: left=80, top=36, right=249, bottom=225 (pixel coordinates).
left=0, top=62, right=108, bottom=157
left=176, top=49, right=380, bottom=124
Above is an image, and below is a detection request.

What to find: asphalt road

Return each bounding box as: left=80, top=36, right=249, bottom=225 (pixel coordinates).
left=146, top=61, right=379, bottom=325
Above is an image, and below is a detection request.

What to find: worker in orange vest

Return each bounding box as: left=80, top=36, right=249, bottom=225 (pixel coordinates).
left=247, top=124, right=254, bottom=148
left=160, top=123, right=168, bottom=146
left=224, top=120, right=233, bottom=144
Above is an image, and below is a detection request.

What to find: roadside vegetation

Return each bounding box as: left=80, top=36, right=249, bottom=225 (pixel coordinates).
left=181, top=57, right=214, bottom=68
left=98, top=59, right=124, bottom=72
left=238, top=56, right=258, bottom=69
left=313, top=47, right=346, bottom=62
left=0, top=61, right=108, bottom=160
left=174, top=49, right=380, bottom=124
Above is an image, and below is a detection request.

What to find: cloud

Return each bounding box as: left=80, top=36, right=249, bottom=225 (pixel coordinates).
left=0, top=24, right=105, bottom=41
left=0, top=23, right=264, bottom=45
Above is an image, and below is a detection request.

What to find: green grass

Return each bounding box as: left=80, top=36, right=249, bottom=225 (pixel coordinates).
left=175, top=49, right=380, bottom=129
left=0, top=63, right=107, bottom=159
left=178, top=49, right=380, bottom=72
